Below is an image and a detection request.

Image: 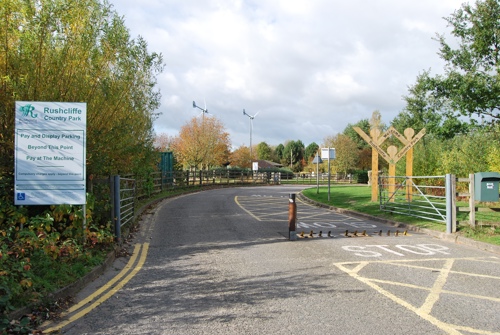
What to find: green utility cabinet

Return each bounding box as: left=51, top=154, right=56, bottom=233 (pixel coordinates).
left=160, top=152, right=174, bottom=184
left=474, top=172, right=500, bottom=202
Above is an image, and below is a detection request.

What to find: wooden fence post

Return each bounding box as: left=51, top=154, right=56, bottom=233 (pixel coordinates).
left=469, top=173, right=476, bottom=228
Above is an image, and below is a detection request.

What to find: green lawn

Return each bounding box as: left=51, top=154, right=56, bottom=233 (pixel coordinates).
left=301, top=185, right=500, bottom=245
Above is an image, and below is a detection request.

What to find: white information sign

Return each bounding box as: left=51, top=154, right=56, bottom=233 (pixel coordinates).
left=14, top=101, right=86, bottom=205
left=252, top=161, right=259, bottom=171
left=321, top=148, right=336, bottom=160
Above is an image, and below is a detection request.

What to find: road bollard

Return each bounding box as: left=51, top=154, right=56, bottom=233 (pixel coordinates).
left=288, top=193, right=297, bottom=240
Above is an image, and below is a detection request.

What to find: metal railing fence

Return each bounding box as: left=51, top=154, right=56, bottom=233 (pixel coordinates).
left=90, top=170, right=282, bottom=240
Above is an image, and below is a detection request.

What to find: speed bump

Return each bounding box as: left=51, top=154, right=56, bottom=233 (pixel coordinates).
left=295, top=229, right=410, bottom=239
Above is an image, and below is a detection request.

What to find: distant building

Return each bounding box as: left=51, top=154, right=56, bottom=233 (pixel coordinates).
left=253, top=160, right=283, bottom=169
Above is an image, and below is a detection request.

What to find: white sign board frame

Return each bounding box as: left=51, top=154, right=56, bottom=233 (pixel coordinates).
left=14, top=101, right=87, bottom=205
left=321, top=148, right=336, bottom=160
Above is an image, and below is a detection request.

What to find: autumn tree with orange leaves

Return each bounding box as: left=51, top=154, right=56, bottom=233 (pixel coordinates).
left=230, top=145, right=251, bottom=168
left=171, top=116, right=231, bottom=170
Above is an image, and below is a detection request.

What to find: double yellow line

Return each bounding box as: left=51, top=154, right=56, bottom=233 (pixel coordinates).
left=42, top=243, right=149, bottom=333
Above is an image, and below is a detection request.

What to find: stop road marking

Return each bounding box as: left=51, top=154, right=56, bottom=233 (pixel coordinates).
left=342, top=244, right=450, bottom=257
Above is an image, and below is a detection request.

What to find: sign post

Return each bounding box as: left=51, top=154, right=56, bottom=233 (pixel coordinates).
left=321, top=148, right=336, bottom=202
left=14, top=101, right=87, bottom=205
left=312, top=152, right=323, bottom=194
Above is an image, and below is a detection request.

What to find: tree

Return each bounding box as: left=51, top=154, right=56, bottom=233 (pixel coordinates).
left=0, top=0, right=164, bottom=176
left=256, top=142, right=272, bottom=160
left=487, top=144, right=500, bottom=172
left=343, top=119, right=374, bottom=170
left=171, top=116, right=230, bottom=170
left=358, top=148, right=372, bottom=170
left=395, top=72, right=471, bottom=139
left=230, top=145, right=251, bottom=168
left=304, top=142, right=319, bottom=162
left=282, top=140, right=305, bottom=171
left=439, top=132, right=491, bottom=176
left=155, top=133, right=174, bottom=151
left=401, top=126, right=500, bottom=177
left=274, top=143, right=285, bottom=162
left=343, top=119, right=371, bottom=149
left=323, top=134, right=358, bottom=177
left=395, top=137, right=437, bottom=177
left=412, top=0, right=500, bottom=125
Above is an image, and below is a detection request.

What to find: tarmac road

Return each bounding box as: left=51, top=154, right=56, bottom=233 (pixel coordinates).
left=44, top=185, right=500, bottom=335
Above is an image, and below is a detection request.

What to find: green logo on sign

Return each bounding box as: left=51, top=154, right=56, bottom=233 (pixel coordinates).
left=20, top=104, right=37, bottom=118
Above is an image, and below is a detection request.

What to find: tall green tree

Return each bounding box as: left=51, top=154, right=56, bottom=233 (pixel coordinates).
left=439, top=131, right=492, bottom=176
left=487, top=144, right=500, bottom=172
left=411, top=0, right=500, bottom=126
left=282, top=140, right=304, bottom=171
left=343, top=119, right=371, bottom=149
left=395, top=72, right=471, bottom=139
left=256, top=142, right=272, bottom=160
left=274, top=143, right=285, bottom=162
left=304, top=142, right=319, bottom=162
left=343, top=119, right=372, bottom=170
left=0, top=0, right=163, bottom=175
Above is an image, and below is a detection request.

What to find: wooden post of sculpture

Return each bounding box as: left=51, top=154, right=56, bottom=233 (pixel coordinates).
left=387, top=145, right=397, bottom=200
left=405, top=129, right=414, bottom=202
left=370, top=129, right=379, bottom=202
left=353, top=126, right=425, bottom=202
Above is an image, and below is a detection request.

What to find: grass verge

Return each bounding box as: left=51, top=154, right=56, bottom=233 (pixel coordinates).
left=301, top=185, right=500, bottom=245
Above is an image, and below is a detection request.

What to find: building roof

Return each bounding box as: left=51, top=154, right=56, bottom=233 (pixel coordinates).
left=254, top=160, right=283, bottom=169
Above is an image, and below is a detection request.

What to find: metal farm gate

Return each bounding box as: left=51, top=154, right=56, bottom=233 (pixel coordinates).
left=378, top=174, right=457, bottom=233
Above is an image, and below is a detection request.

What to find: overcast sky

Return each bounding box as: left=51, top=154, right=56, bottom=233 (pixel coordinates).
left=111, top=0, right=465, bottom=149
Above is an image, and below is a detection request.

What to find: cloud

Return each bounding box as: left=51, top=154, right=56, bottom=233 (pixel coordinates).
left=112, top=0, right=464, bottom=148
